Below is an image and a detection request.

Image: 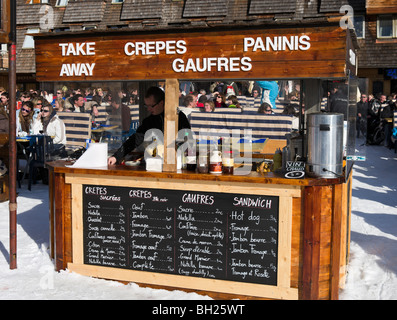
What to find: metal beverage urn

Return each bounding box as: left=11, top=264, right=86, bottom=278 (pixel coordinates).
left=306, top=113, right=344, bottom=178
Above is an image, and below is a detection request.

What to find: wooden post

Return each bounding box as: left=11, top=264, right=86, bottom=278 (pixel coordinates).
left=301, top=186, right=321, bottom=299
left=162, top=79, right=179, bottom=172
left=48, top=169, right=55, bottom=259
left=54, top=172, right=66, bottom=271
left=8, top=0, right=17, bottom=270
left=330, top=184, right=342, bottom=300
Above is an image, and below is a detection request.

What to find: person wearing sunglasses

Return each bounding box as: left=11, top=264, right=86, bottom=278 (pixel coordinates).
left=51, top=90, right=65, bottom=107
left=258, top=102, right=274, bottom=114
left=32, top=97, right=45, bottom=119
left=17, top=101, right=34, bottom=137
left=32, top=103, right=66, bottom=146
left=213, top=93, right=227, bottom=108
left=107, top=86, right=191, bottom=165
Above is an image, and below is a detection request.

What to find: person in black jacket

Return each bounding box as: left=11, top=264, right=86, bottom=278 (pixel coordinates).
left=356, top=94, right=368, bottom=138
left=108, top=86, right=191, bottom=165
left=379, top=95, right=395, bottom=147
left=329, top=84, right=348, bottom=119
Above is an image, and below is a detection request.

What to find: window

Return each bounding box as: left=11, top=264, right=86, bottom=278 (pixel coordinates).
left=27, top=0, right=49, bottom=3
left=353, top=16, right=365, bottom=39
left=377, top=15, right=396, bottom=38
left=112, top=0, right=124, bottom=3
left=56, top=0, right=68, bottom=7
left=83, top=25, right=97, bottom=31
left=22, top=28, right=40, bottom=49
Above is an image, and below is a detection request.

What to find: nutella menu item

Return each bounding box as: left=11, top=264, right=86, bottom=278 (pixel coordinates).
left=83, top=185, right=279, bottom=286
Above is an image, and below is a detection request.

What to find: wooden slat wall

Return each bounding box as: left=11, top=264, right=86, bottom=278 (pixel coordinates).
left=366, top=0, right=397, bottom=14
left=249, top=0, right=296, bottom=14
left=301, top=183, right=348, bottom=300
left=183, top=0, right=228, bottom=17
left=62, top=1, right=106, bottom=23
left=121, top=0, right=163, bottom=20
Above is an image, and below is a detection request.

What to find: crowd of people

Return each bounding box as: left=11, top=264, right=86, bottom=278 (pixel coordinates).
left=5, top=80, right=392, bottom=159
left=178, top=80, right=293, bottom=115
left=0, top=88, right=68, bottom=146
left=356, top=92, right=396, bottom=148
left=0, top=81, right=302, bottom=159
left=0, top=86, right=142, bottom=146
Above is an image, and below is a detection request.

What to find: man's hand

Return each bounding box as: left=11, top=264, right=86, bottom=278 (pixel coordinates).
left=108, top=156, right=117, bottom=166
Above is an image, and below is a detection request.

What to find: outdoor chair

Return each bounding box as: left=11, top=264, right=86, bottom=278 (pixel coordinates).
left=28, top=135, right=54, bottom=191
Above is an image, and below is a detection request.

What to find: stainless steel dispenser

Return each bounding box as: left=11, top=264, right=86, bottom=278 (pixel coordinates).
left=306, top=113, right=344, bottom=178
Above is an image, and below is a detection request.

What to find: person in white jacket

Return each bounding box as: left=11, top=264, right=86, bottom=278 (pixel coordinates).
left=16, top=101, right=34, bottom=137
left=32, top=103, right=66, bottom=146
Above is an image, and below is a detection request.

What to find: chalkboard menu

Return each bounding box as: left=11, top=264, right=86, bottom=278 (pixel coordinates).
left=83, top=185, right=279, bottom=286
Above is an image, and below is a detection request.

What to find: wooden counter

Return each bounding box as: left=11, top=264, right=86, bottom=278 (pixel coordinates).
left=47, top=161, right=352, bottom=300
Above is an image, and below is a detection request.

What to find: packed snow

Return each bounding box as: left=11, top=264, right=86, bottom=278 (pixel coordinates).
left=0, top=141, right=396, bottom=300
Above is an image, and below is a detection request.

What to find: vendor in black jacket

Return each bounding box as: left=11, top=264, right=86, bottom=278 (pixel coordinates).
left=108, top=86, right=191, bottom=165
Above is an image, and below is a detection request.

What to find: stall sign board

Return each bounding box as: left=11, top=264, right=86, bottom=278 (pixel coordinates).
left=83, top=185, right=279, bottom=286
left=35, top=26, right=351, bottom=81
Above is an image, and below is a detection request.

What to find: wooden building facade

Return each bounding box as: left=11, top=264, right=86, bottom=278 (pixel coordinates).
left=0, top=0, right=391, bottom=96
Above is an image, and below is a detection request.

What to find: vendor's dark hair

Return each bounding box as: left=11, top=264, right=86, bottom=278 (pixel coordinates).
left=111, top=96, right=122, bottom=105
left=145, top=86, right=164, bottom=104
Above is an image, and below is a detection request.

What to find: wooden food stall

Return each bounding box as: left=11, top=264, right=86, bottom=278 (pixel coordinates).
left=35, top=23, right=357, bottom=300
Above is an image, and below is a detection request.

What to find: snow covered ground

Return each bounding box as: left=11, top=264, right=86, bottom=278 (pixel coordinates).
left=0, top=141, right=396, bottom=300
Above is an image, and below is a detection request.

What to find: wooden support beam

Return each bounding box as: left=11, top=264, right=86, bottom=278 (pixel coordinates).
left=163, top=79, right=179, bottom=172
left=302, top=186, right=321, bottom=300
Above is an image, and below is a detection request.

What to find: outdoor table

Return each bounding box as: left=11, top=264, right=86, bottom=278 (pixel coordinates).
left=91, top=125, right=119, bottom=142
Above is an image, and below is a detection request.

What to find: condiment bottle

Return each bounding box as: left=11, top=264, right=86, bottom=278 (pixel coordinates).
left=186, top=149, right=197, bottom=171
left=222, top=150, right=234, bottom=174
left=209, top=149, right=222, bottom=174
left=197, top=154, right=209, bottom=173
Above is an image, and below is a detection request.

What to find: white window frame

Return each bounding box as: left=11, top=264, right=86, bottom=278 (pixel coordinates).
left=27, top=0, right=49, bottom=3
left=55, top=0, right=68, bottom=7
left=377, top=15, right=397, bottom=39
left=112, top=0, right=124, bottom=3
left=353, top=15, right=365, bottom=39
left=22, top=28, right=40, bottom=49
